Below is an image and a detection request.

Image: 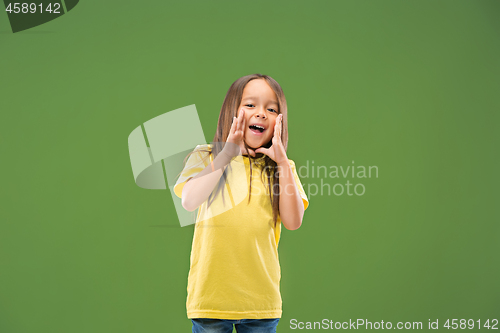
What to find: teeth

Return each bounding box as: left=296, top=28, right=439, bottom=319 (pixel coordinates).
left=253, top=125, right=264, bottom=130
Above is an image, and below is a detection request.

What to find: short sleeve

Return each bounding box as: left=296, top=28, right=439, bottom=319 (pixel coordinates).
left=288, top=159, right=309, bottom=210
left=173, top=145, right=212, bottom=198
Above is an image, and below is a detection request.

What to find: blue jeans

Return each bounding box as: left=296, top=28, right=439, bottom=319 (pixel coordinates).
left=191, top=318, right=280, bottom=333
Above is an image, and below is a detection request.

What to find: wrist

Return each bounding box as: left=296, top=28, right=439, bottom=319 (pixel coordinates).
left=220, top=146, right=237, bottom=160
left=276, top=159, right=289, bottom=168
left=276, top=160, right=290, bottom=175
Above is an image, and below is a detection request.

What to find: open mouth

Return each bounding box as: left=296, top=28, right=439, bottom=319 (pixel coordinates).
left=249, top=124, right=265, bottom=135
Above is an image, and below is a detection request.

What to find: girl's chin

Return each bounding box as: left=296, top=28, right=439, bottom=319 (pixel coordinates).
left=245, top=139, right=272, bottom=150
left=244, top=141, right=261, bottom=150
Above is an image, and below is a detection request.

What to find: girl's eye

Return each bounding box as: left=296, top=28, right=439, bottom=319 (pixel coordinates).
left=245, top=104, right=255, bottom=108
left=268, top=109, right=278, bottom=113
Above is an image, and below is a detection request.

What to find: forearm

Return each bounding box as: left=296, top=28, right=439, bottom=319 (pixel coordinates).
left=181, top=149, right=234, bottom=211
left=277, top=162, right=304, bottom=230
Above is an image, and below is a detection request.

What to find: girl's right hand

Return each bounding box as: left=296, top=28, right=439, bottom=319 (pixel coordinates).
left=223, top=109, right=255, bottom=158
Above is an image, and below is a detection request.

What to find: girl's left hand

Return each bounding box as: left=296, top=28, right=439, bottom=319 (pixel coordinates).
left=255, top=114, right=288, bottom=166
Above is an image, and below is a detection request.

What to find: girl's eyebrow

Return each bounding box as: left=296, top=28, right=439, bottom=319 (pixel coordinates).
left=242, top=97, right=278, bottom=105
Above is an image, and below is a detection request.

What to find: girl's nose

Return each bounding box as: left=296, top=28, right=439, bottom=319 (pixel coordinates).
left=255, top=109, right=267, bottom=119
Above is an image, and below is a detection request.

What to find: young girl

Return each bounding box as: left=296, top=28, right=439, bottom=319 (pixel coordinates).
left=173, top=74, right=309, bottom=333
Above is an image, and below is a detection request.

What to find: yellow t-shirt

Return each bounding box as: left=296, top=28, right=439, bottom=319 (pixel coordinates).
left=174, top=144, right=309, bottom=320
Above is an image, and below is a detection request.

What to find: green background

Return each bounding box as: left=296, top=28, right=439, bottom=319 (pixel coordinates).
left=1, top=0, right=499, bottom=332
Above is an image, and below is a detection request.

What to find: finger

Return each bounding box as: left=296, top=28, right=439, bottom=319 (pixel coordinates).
left=241, top=111, right=246, bottom=132
left=242, top=146, right=255, bottom=157
left=255, top=147, right=269, bottom=156
left=277, top=115, right=282, bottom=138
left=230, top=116, right=237, bottom=134
left=238, top=109, right=245, bottom=132
left=235, top=109, right=242, bottom=132
left=228, top=117, right=236, bottom=142
left=234, top=111, right=240, bottom=133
